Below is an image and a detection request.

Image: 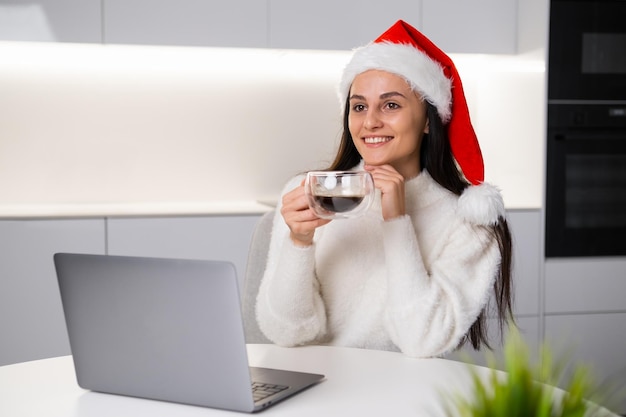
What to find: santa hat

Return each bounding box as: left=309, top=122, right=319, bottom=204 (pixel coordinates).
left=339, top=20, right=484, bottom=185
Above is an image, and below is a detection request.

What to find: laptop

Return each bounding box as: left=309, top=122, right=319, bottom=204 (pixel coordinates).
left=53, top=253, right=324, bottom=413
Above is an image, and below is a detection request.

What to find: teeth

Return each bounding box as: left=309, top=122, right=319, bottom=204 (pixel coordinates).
left=364, top=137, right=391, bottom=144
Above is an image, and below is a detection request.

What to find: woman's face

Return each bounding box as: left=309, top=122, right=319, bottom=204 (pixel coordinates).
left=348, top=70, right=429, bottom=179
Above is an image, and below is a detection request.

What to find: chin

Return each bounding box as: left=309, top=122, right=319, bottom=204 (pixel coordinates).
left=363, top=159, right=390, bottom=167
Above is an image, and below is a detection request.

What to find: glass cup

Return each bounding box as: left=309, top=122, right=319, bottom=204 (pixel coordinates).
left=305, top=171, right=374, bottom=219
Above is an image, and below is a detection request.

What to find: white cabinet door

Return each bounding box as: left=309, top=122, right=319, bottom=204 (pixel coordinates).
left=106, top=215, right=262, bottom=292
left=508, top=210, right=541, bottom=316
left=422, top=0, right=517, bottom=54
left=545, top=258, right=626, bottom=314
left=0, top=0, right=101, bottom=42
left=0, top=219, right=105, bottom=365
left=545, top=314, right=626, bottom=414
left=269, top=0, right=420, bottom=50
left=271, top=0, right=517, bottom=53
left=104, top=0, right=268, bottom=47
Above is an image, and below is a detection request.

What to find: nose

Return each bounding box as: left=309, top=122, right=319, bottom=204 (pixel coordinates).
left=363, top=109, right=383, bottom=130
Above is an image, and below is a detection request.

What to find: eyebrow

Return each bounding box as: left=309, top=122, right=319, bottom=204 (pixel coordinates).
left=348, top=91, right=407, bottom=101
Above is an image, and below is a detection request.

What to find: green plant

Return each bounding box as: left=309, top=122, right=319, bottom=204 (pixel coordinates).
left=445, top=328, right=619, bottom=417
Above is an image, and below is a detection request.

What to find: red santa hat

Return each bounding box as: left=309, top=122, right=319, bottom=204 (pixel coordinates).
left=339, top=20, right=484, bottom=185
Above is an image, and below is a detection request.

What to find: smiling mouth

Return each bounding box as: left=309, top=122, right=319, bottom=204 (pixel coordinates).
left=363, top=136, right=392, bottom=144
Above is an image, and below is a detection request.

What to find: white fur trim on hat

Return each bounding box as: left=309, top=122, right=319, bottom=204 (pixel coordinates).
left=457, top=183, right=505, bottom=226
left=339, top=41, right=452, bottom=122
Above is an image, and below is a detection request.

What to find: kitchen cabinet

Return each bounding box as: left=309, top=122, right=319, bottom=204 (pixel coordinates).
left=0, top=0, right=101, bottom=43
left=545, top=314, right=626, bottom=414
left=544, top=258, right=626, bottom=414
left=1, top=0, right=520, bottom=54
left=103, top=0, right=267, bottom=47
left=1, top=210, right=538, bottom=366
left=545, top=258, right=626, bottom=313
left=106, top=215, right=262, bottom=292
left=508, top=210, right=542, bottom=316
left=0, top=219, right=105, bottom=366
left=422, top=0, right=517, bottom=54
left=269, top=0, right=518, bottom=53
left=268, top=0, right=419, bottom=50
left=0, top=215, right=260, bottom=366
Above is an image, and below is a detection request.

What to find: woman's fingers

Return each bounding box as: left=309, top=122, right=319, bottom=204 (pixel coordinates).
left=281, top=182, right=330, bottom=246
left=364, top=164, right=407, bottom=220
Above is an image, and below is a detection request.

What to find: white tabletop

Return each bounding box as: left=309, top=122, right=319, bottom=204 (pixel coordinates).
left=0, top=344, right=484, bottom=416
left=2, top=344, right=613, bottom=417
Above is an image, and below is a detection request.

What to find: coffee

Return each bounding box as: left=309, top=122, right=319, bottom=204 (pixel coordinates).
left=312, top=195, right=364, bottom=213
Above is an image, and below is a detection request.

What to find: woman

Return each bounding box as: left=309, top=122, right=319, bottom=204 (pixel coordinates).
left=255, top=20, right=513, bottom=358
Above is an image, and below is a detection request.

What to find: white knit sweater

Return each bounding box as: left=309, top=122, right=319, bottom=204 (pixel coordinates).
left=256, top=168, right=505, bottom=358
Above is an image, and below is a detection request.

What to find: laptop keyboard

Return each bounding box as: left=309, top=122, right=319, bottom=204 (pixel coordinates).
left=251, top=381, right=289, bottom=402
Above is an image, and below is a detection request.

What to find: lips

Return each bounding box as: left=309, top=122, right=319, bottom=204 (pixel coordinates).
left=363, top=136, right=392, bottom=144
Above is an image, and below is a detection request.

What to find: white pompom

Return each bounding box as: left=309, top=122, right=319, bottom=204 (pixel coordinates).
left=457, top=183, right=505, bottom=226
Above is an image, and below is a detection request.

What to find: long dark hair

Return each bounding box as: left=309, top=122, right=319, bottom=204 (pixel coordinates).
left=328, top=100, right=514, bottom=351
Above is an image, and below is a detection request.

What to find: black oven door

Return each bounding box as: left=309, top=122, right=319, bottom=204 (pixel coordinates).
left=548, top=0, right=626, bottom=101
left=546, top=124, right=626, bottom=257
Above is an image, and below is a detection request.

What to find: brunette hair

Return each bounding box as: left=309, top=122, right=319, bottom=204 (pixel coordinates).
left=328, top=100, right=514, bottom=351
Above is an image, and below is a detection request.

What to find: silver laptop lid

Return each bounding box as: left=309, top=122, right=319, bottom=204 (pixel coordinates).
left=54, top=253, right=256, bottom=412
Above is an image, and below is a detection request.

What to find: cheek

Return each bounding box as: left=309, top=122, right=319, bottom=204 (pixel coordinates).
left=405, top=116, right=428, bottom=138
left=399, top=120, right=426, bottom=151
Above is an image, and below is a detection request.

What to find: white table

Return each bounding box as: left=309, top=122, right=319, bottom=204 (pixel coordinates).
left=0, top=344, right=615, bottom=417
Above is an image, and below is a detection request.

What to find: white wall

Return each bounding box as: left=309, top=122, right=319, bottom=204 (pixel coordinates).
left=0, top=41, right=544, bottom=210
left=0, top=42, right=346, bottom=206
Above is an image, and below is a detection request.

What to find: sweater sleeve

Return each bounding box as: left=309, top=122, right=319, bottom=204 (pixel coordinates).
left=255, top=177, right=327, bottom=346
left=381, top=214, right=500, bottom=358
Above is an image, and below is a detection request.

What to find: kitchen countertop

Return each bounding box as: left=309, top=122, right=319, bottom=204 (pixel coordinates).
left=0, top=200, right=275, bottom=219
left=0, top=198, right=539, bottom=220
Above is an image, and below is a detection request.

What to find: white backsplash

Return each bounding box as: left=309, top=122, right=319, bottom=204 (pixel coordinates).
left=0, top=41, right=545, bottom=212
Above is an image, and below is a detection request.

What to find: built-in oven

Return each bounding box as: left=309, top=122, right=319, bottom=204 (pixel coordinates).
left=545, top=0, right=626, bottom=257
left=546, top=104, right=626, bottom=257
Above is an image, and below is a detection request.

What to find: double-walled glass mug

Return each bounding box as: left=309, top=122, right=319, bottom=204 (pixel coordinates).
left=305, top=171, right=375, bottom=219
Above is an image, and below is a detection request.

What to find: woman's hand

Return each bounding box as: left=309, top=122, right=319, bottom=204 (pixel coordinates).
left=281, top=180, right=331, bottom=247
left=364, top=164, right=406, bottom=221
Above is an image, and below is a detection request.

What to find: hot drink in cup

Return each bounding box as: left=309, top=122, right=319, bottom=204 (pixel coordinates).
left=305, top=171, right=374, bottom=219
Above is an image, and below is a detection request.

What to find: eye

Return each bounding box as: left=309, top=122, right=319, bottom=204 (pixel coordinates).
left=352, top=103, right=366, bottom=113
left=383, top=102, right=400, bottom=110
